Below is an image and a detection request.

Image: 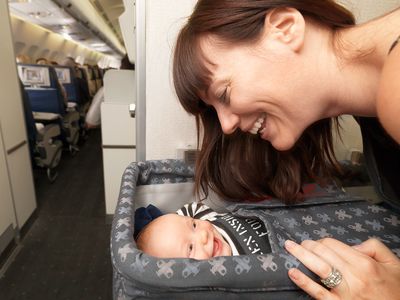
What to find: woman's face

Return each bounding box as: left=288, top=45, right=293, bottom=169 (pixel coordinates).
left=199, top=35, right=318, bottom=151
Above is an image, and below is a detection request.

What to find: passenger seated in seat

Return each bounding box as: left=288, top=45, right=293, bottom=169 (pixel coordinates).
left=134, top=202, right=272, bottom=259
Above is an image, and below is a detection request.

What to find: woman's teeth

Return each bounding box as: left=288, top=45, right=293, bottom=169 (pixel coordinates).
left=249, top=114, right=266, bottom=135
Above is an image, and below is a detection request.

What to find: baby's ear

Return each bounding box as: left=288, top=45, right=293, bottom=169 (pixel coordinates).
left=263, top=7, right=305, bottom=52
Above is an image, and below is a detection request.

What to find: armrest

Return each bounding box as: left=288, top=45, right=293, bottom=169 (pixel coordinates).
left=33, top=111, right=60, bottom=122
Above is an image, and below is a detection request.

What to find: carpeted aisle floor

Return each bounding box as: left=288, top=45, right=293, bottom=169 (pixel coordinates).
left=0, top=128, right=112, bottom=300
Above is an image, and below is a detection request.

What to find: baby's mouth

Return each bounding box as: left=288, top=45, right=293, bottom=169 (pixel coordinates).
left=212, top=238, right=221, bottom=257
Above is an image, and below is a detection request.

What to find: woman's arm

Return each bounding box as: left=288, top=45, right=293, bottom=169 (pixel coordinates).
left=377, top=42, right=400, bottom=144
left=284, top=238, right=400, bottom=300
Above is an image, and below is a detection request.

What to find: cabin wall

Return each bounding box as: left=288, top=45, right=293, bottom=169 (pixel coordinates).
left=10, top=15, right=104, bottom=65
left=0, top=0, right=36, bottom=253
left=339, top=0, right=400, bottom=23
left=145, top=0, right=197, bottom=160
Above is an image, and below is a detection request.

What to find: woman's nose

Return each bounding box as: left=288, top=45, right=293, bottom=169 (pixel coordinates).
left=217, top=108, right=239, bottom=135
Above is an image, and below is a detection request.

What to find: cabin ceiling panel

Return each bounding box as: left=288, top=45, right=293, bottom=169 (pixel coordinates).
left=9, top=0, right=74, bottom=26
left=8, top=0, right=119, bottom=55
left=89, top=0, right=124, bottom=43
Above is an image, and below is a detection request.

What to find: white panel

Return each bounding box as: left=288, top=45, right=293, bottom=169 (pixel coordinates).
left=119, top=0, right=136, bottom=63
left=101, top=103, right=136, bottom=146
left=104, top=70, right=136, bottom=104
left=0, top=126, right=16, bottom=236
left=102, top=68, right=136, bottom=214
left=0, top=0, right=36, bottom=229
left=103, top=148, right=136, bottom=214
left=333, top=115, right=363, bottom=160
left=7, top=145, right=36, bottom=227
left=0, top=14, right=26, bottom=152
left=145, top=0, right=198, bottom=160
left=338, top=0, right=400, bottom=23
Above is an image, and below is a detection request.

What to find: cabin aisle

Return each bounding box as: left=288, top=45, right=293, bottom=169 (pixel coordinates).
left=0, top=129, right=112, bottom=300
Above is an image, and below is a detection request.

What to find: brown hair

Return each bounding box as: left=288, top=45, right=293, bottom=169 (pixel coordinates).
left=173, top=0, right=354, bottom=204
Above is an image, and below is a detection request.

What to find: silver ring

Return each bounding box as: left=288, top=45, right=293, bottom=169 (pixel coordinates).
left=321, top=267, right=342, bottom=289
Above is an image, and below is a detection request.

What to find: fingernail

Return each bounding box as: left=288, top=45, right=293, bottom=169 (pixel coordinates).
left=288, top=268, right=299, bottom=280
left=285, top=240, right=296, bottom=250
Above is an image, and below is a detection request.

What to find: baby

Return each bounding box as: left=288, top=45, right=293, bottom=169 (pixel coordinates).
left=134, top=202, right=272, bottom=260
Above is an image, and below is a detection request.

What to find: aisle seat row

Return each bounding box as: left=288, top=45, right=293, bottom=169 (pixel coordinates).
left=17, top=63, right=104, bottom=182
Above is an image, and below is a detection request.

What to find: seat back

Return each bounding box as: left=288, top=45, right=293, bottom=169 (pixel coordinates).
left=18, top=63, right=66, bottom=116
left=76, top=67, right=91, bottom=105
left=93, top=65, right=103, bottom=89
left=83, top=65, right=97, bottom=96
left=25, top=88, right=65, bottom=115
left=55, top=66, right=78, bottom=102
left=17, top=63, right=51, bottom=88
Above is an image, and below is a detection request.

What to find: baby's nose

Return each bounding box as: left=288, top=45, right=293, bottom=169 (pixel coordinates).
left=199, top=228, right=208, bottom=245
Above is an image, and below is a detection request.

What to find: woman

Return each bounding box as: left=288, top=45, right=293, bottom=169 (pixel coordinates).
left=172, top=0, right=400, bottom=299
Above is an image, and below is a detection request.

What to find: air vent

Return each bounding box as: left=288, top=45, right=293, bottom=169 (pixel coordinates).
left=28, top=11, right=53, bottom=19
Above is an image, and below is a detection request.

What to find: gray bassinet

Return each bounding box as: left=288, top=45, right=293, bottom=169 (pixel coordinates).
left=111, top=160, right=400, bottom=300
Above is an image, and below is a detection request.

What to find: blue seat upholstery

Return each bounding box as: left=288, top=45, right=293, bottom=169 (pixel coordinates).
left=19, top=80, right=62, bottom=182
left=25, top=88, right=64, bottom=115
left=54, top=66, right=79, bottom=103
left=17, top=63, right=65, bottom=115
left=18, top=63, right=81, bottom=150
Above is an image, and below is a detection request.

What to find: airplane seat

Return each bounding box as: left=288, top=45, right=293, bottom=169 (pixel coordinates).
left=48, top=66, right=80, bottom=152
left=93, top=66, right=103, bottom=88
left=88, top=65, right=97, bottom=92
left=17, top=63, right=80, bottom=153
left=83, top=65, right=97, bottom=97
left=54, top=66, right=79, bottom=104
left=75, top=67, right=91, bottom=120
left=20, top=80, right=62, bottom=182
left=69, top=67, right=90, bottom=142
left=54, top=65, right=86, bottom=140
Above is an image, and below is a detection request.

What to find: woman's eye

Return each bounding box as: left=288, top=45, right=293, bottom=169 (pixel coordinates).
left=218, top=87, right=228, bottom=103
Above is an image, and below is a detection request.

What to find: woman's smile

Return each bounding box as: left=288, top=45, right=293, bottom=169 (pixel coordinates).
left=249, top=113, right=267, bottom=135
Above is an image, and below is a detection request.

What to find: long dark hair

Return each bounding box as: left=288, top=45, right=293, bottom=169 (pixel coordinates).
left=173, top=0, right=354, bottom=204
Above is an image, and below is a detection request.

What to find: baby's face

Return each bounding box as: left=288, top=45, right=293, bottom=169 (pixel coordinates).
left=142, top=214, right=232, bottom=260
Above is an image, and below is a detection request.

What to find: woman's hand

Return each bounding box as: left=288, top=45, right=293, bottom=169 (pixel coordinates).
left=284, top=238, right=400, bottom=300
